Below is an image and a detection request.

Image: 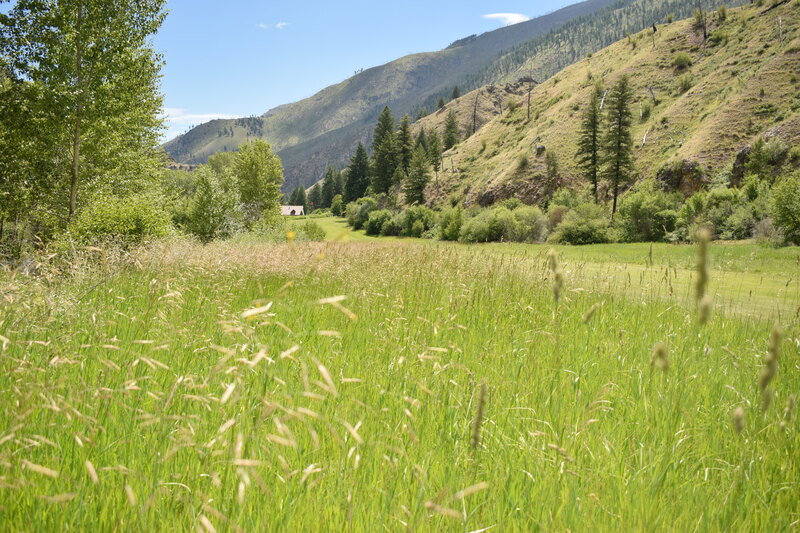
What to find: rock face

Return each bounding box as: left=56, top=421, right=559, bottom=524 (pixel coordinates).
left=656, top=160, right=708, bottom=196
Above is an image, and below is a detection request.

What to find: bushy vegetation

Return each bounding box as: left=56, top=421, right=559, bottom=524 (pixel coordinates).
left=67, top=193, right=172, bottom=245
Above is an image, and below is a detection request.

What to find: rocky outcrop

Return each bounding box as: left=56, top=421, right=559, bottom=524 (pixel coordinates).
left=656, top=160, right=708, bottom=195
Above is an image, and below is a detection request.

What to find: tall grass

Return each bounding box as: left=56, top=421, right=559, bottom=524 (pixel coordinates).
left=0, top=239, right=797, bottom=531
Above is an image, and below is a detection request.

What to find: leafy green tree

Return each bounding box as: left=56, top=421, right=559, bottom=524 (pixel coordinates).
left=345, top=143, right=370, bottom=202
left=234, top=139, right=284, bottom=224
left=0, top=0, right=167, bottom=222
left=397, top=115, right=414, bottom=176
left=187, top=167, right=237, bottom=242
left=330, top=194, right=344, bottom=216
left=603, top=75, right=635, bottom=216
left=371, top=107, right=398, bottom=194
left=403, top=146, right=431, bottom=205
left=443, top=110, right=461, bottom=150
left=770, top=173, right=800, bottom=245
left=576, top=87, right=602, bottom=202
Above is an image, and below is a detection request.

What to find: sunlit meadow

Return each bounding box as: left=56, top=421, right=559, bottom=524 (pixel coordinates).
left=0, top=238, right=798, bottom=531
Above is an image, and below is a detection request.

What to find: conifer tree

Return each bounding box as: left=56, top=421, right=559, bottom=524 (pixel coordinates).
left=576, top=87, right=602, bottom=203
left=437, top=97, right=446, bottom=110
left=415, top=127, right=428, bottom=153
left=321, top=165, right=336, bottom=208
left=371, top=107, right=398, bottom=194
left=451, top=86, right=461, bottom=100
left=307, top=185, right=321, bottom=212
left=397, top=115, right=413, bottom=176
left=443, top=110, right=461, bottom=150
left=345, top=143, right=370, bottom=203
left=289, top=185, right=307, bottom=212
left=603, top=75, right=635, bottom=216
left=428, top=132, right=443, bottom=176
left=404, top=146, right=431, bottom=205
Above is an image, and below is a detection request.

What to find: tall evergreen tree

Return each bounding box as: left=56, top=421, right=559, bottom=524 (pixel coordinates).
left=371, top=107, right=398, bottom=194
left=345, top=143, right=370, bottom=203
left=603, top=76, right=635, bottom=216
left=321, top=166, right=336, bottom=208
left=437, top=97, right=446, bottom=110
left=397, top=115, right=413, bottom=177
left=576, top=87, right=602, bottom=203
left=428, top=131, right=443, bottom=176
left=415, top=127, right=428, bottom=153
left=289, top=185, right=308, bottom=212
left=307, top=185, right=321, bottom=212
left=443, top=110, right=461, bottom=150
left=451, top=86, right=461, bottom=100
left=403, top=146, right=431, bottom=206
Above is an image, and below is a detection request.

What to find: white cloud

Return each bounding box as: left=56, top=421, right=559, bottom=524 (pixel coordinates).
left=482, top=13, right=530, bottom=26
left=161, top=107, right=239, bottom=141
left=257, top=22, right=289, bottom=30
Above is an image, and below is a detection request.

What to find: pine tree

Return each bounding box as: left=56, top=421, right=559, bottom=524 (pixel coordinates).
left=443, top=110, right=461, bottom=150
left=371, top=107, right=398, bottom=194
left=437, top=97, right=446, bottom=109
left=415, top=127, right=428, bottom=153
left=576, top=87, right=602, bottom=202
left=603, top=76, right=635, bottom=216
left=307, top=185, right=321, bottom=212
left=428, top=132, right=443, bottom=176
left=451, top=86, right=461, bottom=100
left=397, top=115, right=413, bottom=176
left=345, top=143, right=370, bottom=203
left=321, top=166, right=336, bottom=208
left=289, top=185, right=307, bottom=212
left=404, top=146, right=431, bottom=206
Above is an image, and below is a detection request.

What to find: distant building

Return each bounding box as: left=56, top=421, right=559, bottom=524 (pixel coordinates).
left=281, top=205, right=305, bottom=216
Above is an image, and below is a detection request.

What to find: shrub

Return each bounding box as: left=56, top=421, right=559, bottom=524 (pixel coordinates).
left=289, top=220, right=326, bottom=242
left=509, top=206, right=549, bottom=243
left=69, top=192, right=172, bottom=245
left=548, top=203, right=612, bottom=245
left=676, top=74, right=694, bottom=94
left=616, top=180, right=680, bottom=242
left=770, top=172, right=800, bottom=245
left=459, top=207, right=515, bottom=243
left=396, top=206, right=436, bottom=237
left=365, top=209, right=393, bottom=236
left=438, top=207, right=463, bottom=241
left=185, top=168, right=240, bottom=242
left=345, top=197, right=377, bottom=230
left=672, top=52, right=693, bottom=70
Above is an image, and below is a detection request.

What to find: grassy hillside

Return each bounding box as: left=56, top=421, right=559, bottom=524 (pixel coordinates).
left=163, top=0, right=618, bottom=190
left=417, top=1, right=800, bottom=206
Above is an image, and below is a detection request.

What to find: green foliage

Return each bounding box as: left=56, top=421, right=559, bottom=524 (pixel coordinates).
left=397, top=115, right=414, bottom=176
left=443, top=110, right=461, bottom=150
left=676, top=74, right=694, bottom=94
left=603, top=76, right=635, bottom=215
left=235, top=139, right=284, bottom=225
left=345, top=197, right=378, bottom=230
left=365, top=209, right=393, bottom=236
left=438, top=207, right=463, bottom=241
left=330, top=194, right=344, bottom=216
left=0, top=0, right=167, bottom=227
left=403, top=146, right=431, bottom=205
left=770, top=172, right=800, bottom=245
left=186, top=167, right=239, bottom=242
left=672, top=52, right=693, bottom=69
left=288, top=220, right=326, bottom=242
left=549, top=203, right=612, bottom=244
left=371, top=107, right=398, bottom=194
left=616, top=180, right=680, bottom=242
left=458, top=205, right=548, bottom=243
left=345, top=143, right=370, bottom=203
left=288, top=186, right=308, bottom=212
left=68, top=192, right=171, bottom=245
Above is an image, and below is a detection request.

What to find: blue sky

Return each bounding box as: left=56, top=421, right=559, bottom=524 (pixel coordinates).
left=157, top=0, right=577, bottom=140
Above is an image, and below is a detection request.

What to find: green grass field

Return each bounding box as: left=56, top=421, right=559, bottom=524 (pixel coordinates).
left=0, top=237, right=798, bottom=531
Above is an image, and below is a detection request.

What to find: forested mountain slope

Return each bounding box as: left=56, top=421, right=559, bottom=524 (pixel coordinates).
left=416, top=1, right=800, bottom=206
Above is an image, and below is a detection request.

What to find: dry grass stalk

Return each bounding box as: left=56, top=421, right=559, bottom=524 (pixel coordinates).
left=650, top=343, right=669, bottom=373
left=583, top=302, right=602, bottom=324
left=733, top=406, right=745, bottom=434
left=84, top=460, right=99, bottom=484
left=694, top=228, right=710, bottom=302
left=699, top=295, right=712, bottom=325
left=471, top=382, right=488, bottom=450
left=780, top=394, right=796, bottom=430
left=21, top=460, right=58, bottom=479
left=548, top=250, right=564, bottom=305
left=759, top=324, right=781, bottom=412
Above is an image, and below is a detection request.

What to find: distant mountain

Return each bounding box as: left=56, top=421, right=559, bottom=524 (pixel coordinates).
left=414, top=1, right=800, bottom=206
left=163, top=0, right=620, bottom=190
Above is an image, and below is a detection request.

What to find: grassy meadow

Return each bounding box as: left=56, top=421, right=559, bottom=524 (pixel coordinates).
left=0, top=236, right=798, bottom=531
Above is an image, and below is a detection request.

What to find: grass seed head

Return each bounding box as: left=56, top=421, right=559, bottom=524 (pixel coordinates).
left=471, top=382, right=488, bottom=450
left=699, top=295, right=712, bottom=325
left=650, top=342, right=669, bottom=373
left=733, top=406, right=745, bottom=434
left=694, top=228, right=710, bottom=302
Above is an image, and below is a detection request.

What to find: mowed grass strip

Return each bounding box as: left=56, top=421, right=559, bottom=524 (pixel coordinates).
left=0, top=240, right=798, bottom=531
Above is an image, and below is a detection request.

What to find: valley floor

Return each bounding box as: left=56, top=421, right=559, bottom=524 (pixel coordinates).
left=0, top=236, right=798, bottom=531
